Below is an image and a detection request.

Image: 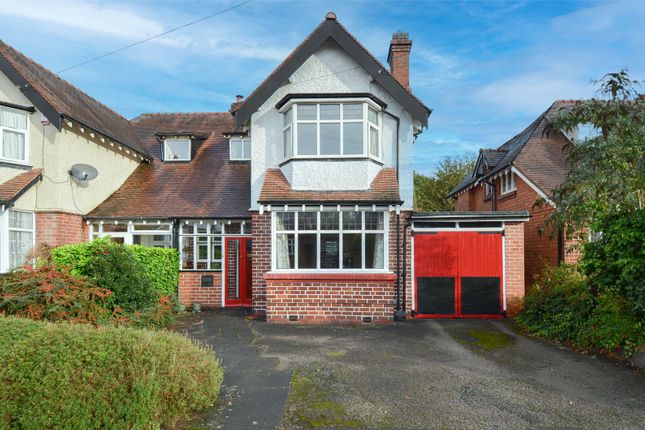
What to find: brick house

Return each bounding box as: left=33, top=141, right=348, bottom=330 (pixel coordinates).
left=448, top=101, right=581, bottom=286
left=0, top=13, right=529, bottom=322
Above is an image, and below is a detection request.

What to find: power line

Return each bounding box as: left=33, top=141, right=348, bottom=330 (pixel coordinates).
left=55, top=0, right=255, bottom=75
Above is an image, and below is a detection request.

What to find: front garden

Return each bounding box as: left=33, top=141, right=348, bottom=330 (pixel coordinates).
left=0, top=238, right=223, bottom=429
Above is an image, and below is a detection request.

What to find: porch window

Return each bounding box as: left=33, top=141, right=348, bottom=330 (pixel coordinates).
left=229, top=138, right=251, bottom=161
left=89, top=221, right=172, bottom=248
left=8, top=210, right=34, bottom=270
left=179, top=222, right=223, bottom=271
left=163, top=138, right=191, bottom=161
left=282, top=101, right=381, bottom=160
left=0, top=106, right=28, bottom=163
left=500, top=171, right=515, bottom=194
left=273, top=211, right=387, bottom=271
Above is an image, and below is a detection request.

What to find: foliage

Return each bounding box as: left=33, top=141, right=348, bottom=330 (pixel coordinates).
left=0, top=264, right=128, bottom=324
left=0, top=316, right=223, bottom=430
left=414, top=155, right=476, bottom=211
left=545, top=70, right=645, bottom=238
left=517, top=263, right=644, bottom=356
left=130, top=245, right=179, bottom=296
left=582, top=209, right=645, bottom=319
left=50, top=238, right=159, bottom=312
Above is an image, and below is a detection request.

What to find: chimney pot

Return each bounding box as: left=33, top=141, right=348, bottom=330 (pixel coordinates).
left=387, top=31, right=412, bottom=91
left=325, top=11, right=337, bottom=20
left=236, top=95, right=244, bottom=102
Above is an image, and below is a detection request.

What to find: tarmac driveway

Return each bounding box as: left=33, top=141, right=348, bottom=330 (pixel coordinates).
left=175, top=311, right=644, bottom=430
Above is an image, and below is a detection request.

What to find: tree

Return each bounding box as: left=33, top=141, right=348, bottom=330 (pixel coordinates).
left=545, top=70, right=645, bottom=238
left=414, top=155, right=476, bottom=211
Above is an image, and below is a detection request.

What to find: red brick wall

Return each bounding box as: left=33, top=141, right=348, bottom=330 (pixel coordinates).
left=264, top=273, right=396, bottom=323
left=251, top=211, right=271, bottom=312
left=178, top=271, right=222, bottom=309
left=35, top=211, right=87, bottom=251
left=504, top=221, right=525, bottom=316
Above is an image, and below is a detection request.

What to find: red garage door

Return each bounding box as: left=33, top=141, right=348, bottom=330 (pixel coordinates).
left=414, top=232, right=503, bottom=318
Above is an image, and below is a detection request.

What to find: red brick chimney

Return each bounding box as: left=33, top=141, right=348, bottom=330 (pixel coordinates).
left=387, top=32, right=412, bottom=90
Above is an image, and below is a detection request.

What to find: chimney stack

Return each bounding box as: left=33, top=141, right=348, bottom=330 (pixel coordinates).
left=230, top=95, right=244, bottom=114
left=387, top=32, right=412, bottom=90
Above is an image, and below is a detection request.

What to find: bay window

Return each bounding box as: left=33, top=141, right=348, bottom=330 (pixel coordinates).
left=0, top=106, right=28, bottom=163
left=274, top=210, right=387, bottom=271
left=281, top=101, right=381, bottom=159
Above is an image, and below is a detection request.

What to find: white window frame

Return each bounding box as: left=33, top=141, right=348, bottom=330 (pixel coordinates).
left=163, top=138, right=191, bottom=162
left=271, top=210, right=389, bottom=273
left=0, top=209, right=35, bottom=273
left=89, top=221, right=173, bottom=247
left=179, top=222, right=223, bottom=272
left=500, top=170, right=516, bottom=195
left=229, top=137, right=251, bottom=161
left=0, top=106, right=29, bottom=165
left=279, top=99, right=382, bottom=162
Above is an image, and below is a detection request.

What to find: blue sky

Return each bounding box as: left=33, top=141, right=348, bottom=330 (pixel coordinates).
left=0, top=0, right=642, bottom=175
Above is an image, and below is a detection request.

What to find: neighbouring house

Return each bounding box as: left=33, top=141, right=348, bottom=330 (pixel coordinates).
left=448, top=100, right=582, bottom=286
left=0, top=12, right=530, bottom=322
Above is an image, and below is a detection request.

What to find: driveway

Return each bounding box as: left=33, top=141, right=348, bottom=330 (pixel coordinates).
left=175, top=311, right=644, bottom=430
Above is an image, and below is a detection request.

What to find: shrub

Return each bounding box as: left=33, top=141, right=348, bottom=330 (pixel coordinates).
left=0, top=264, right=128, bottom=325
left=51, top=238, right=158, bottom=312
left=0, top=316, right=223, bottom=429
left=130, top=245, right=179, bottom=296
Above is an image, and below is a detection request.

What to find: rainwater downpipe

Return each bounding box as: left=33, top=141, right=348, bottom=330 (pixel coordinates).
left=402, top=222, right=411, bottom=314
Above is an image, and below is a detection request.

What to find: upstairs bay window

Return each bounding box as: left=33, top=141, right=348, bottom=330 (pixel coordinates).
left=0, top=106, right=28, bottom=163
left=282, top=101, right=381, bottom=160
left=273, top=210, right=387, bottom=271
left=163, top=138, right=191, bottom=161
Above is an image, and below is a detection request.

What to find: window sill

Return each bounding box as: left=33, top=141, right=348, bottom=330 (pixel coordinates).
left=278, top=156, right=383, bottom=167
left=498, top=190, right=517, bottom=202
left=264, top=272, right=396, bottom=282
left=0, top=160, right=32, bottom=170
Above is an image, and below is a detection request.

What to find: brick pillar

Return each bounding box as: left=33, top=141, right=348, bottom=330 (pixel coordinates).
left=251, top=211, right=271, bottom=312
left=504, top=221, right=525, bottom=316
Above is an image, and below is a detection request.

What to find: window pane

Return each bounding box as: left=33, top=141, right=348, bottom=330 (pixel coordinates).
left=198, top=244, right=208, bottom=260
left=276, top=233, right=295, bottom=269
left=320, top=104, right=340, bottom=120
left=210, top=222, right=223, bottom=234
left=365, top=233, right=384, bottom=269
left=165, top=138, right=190, bottom=160
left=196, top=224, right=208, bottom=235
left=181, top=237, right=195, bottom=270
left=297, top=233, right=317, bottom=269
left=133, top=234, right=171, bottom=248
left=320, top=212, right=339, bottom=230
left=132, top=223, right=170, bottom=231
left=368, top=106, right=379, bottom=124
left=343, top=103, right=363, bottom=120
left=297, top=104, right=317, bottom=120
left=0, top=108, right=27, bottom=130
left=284, top=127, right=292, bottom=158
left=102, top=223, right=127, bottom=233
left=320, top=234, right=340, bottom=268
left=243, top=139, right=251, bottom=159
left=283, top=108, right=292, bottom=126
left=319, top=123, right=340, bottom=155
left=9, top=230, right=32, bottom=269
left=369, top=127, right=379, bottom=157
left=243, top=223, right=252, bottom=235
left=276, top=212, right=295, bottom=231
left=9, top=211, right=33, bottom=229
left=342, top=212, right=362, bottom=230
left=342, top=233, right=362, bottom=268
left=298, top=212, right=317, bottom=230
left=343, top=122, right=363, bottom=155
left=230, top=139, right=244, bottom=159
left=365, top=212, right=384, bottom=230
left=2, top=130, right=25, bottom=160
left=180, top=224, right=194, bottom=235
left=297, top=123, right=316, bottom=155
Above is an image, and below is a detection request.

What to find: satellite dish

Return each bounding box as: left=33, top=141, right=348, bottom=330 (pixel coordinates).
left=69, top=164, right=99, bottom=182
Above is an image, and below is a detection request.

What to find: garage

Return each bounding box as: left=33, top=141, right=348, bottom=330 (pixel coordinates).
left=411, top=211, right=529, bottom=318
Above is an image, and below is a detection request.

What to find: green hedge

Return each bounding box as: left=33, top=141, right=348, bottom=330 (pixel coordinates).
left=0, top=316, right=223, bottom=429
left=51, top=239, right=179, bottom=296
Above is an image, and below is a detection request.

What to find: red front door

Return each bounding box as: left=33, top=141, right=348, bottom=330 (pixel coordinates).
left=414, top=232, right=503, bottom=318
left=224, top=237, right=253, bottom=307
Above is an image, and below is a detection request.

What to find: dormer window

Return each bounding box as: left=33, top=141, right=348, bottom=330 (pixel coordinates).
left=163, top=138, right=191, bottom=161
left=281, top=100, right=381, bottom=160
left=229, top=137, right=251, bottom=161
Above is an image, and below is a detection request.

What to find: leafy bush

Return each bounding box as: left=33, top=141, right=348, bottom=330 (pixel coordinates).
left=0, top=264, right=128, bottom=324
left=130, top=245, right=179, bottom=296
left=0, top=316, right=223, bottom=429
left=50, top=238, right=158, bottom=312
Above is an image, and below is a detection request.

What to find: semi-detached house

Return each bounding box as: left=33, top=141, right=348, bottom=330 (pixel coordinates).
left=0, top=13, right=530, bottom=322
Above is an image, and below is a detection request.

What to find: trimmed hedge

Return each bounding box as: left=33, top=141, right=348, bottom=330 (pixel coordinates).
left=0, top=317, right=223, bottom=429
left=51, top=238, right=179, bottom=296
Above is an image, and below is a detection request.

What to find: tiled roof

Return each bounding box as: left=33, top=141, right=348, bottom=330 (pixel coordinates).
left=449, top=100, right=577, bottom=197
left=88, top=113, right=250, bottom=219
left=258, top=167, right=401, bottom=204
left=0, top=168, right=42, bottom=205
left=0, top=39, right=149, bottom=158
